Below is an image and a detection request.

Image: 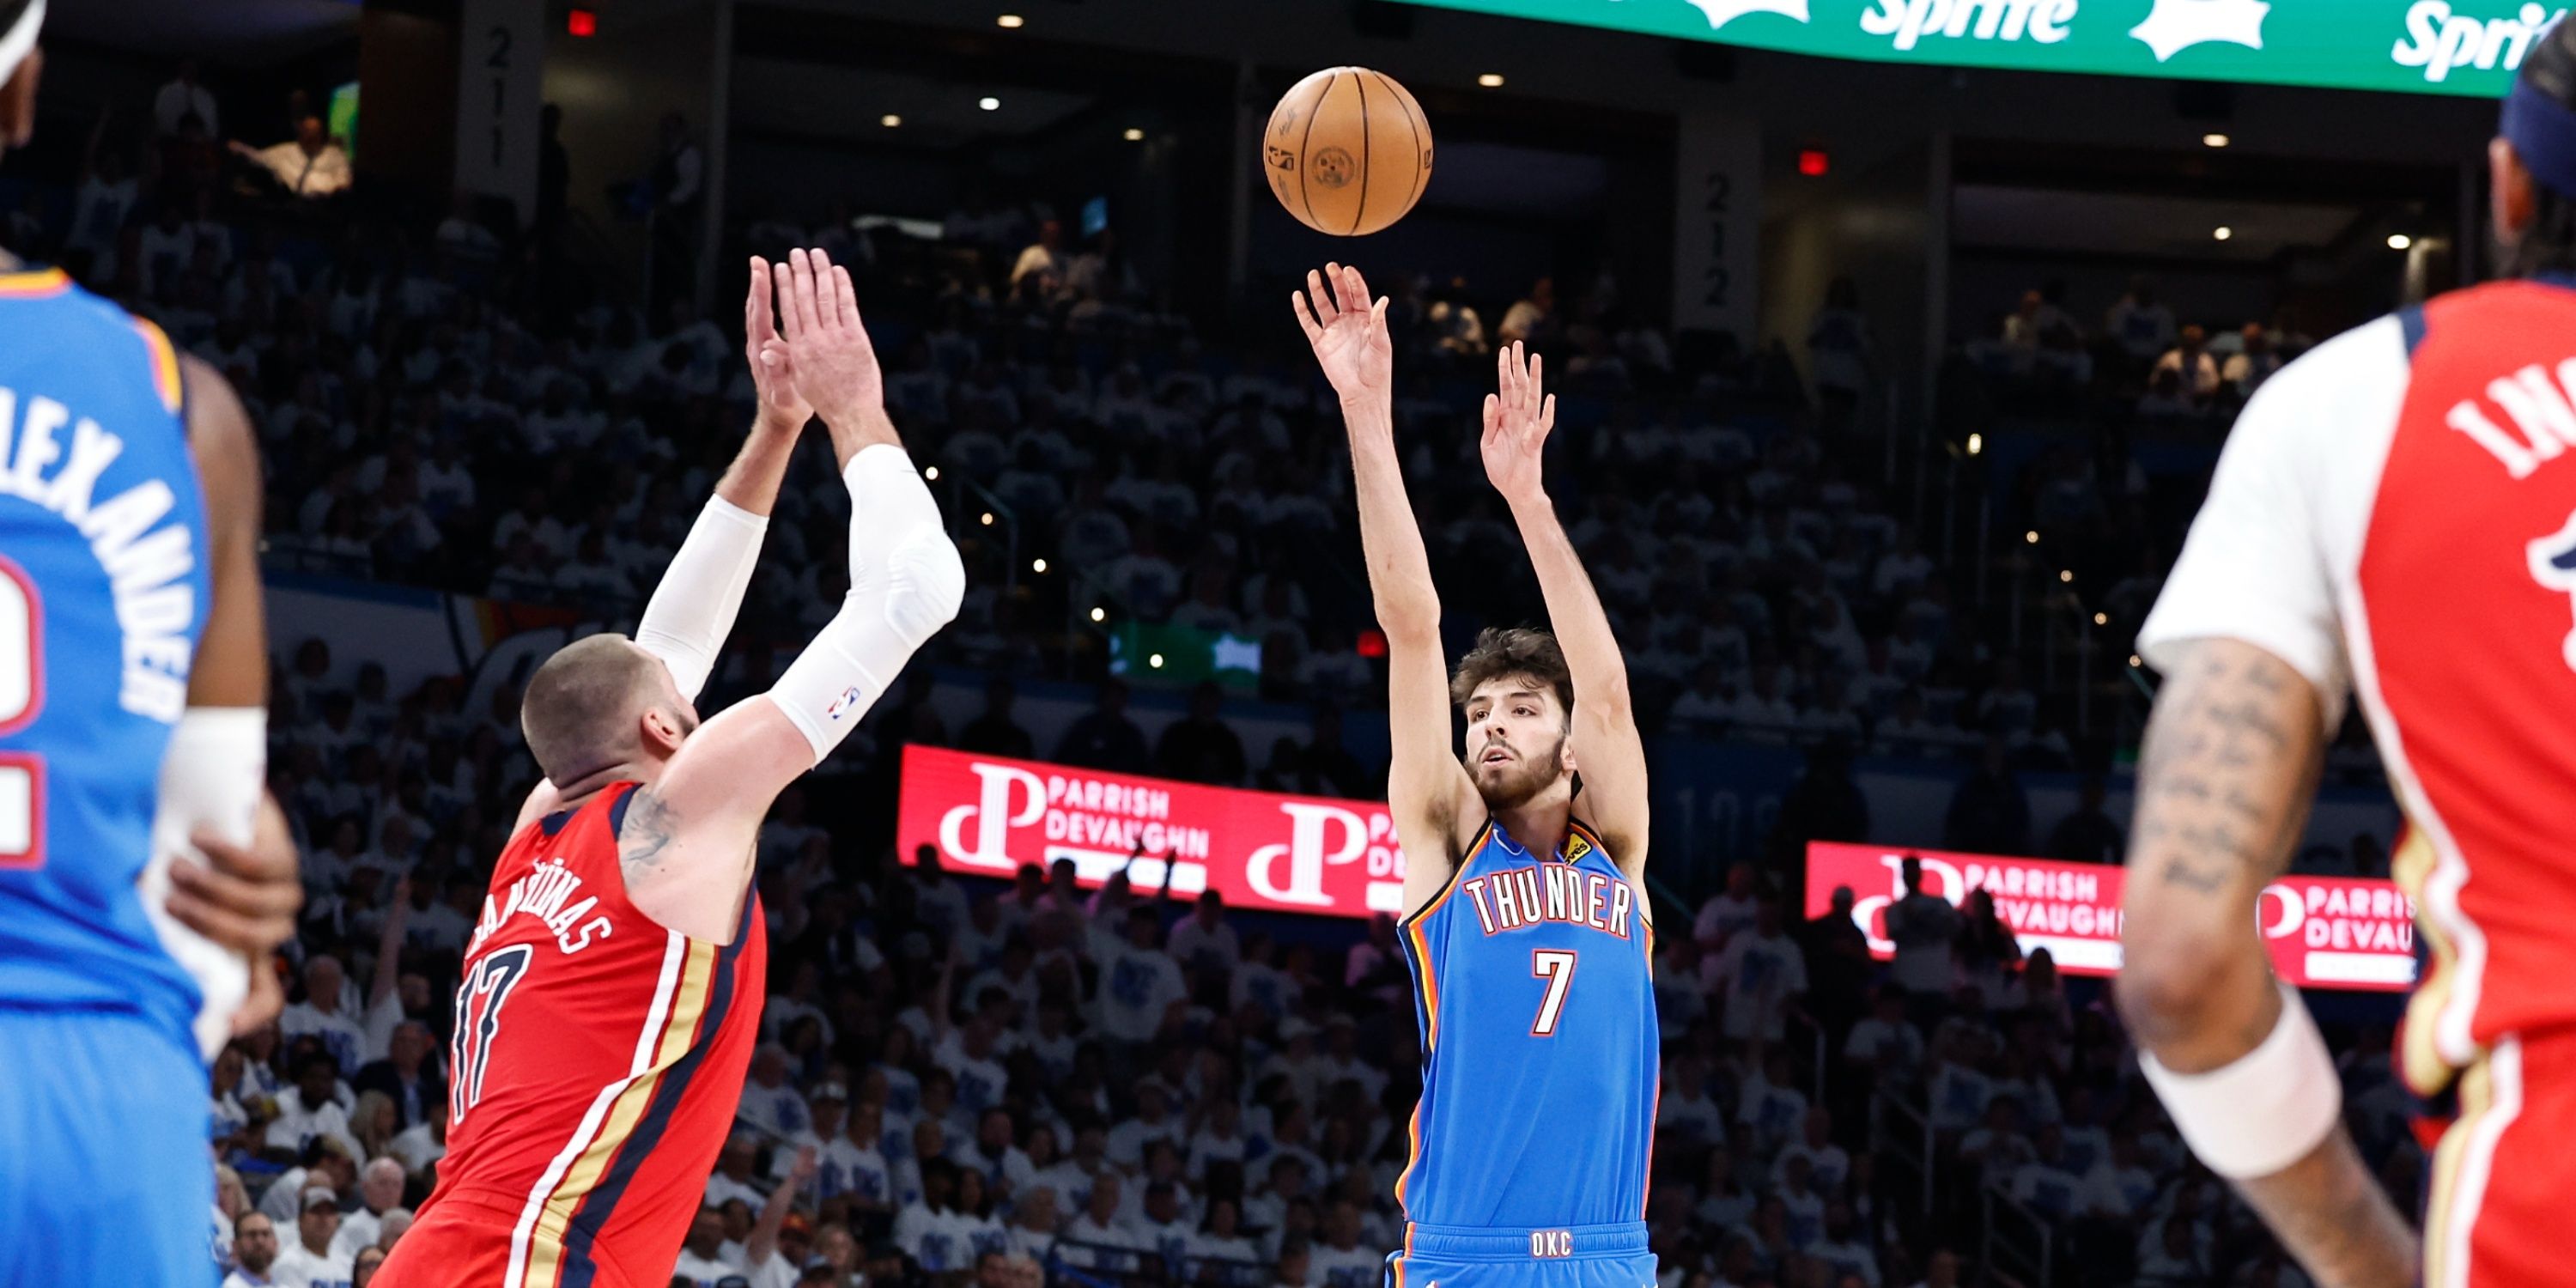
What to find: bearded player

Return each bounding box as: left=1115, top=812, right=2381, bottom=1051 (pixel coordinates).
left=2116, top=24, right=2576, bottom=1288
left=1294, top=264, right=1656, bottom=1288
left=376, top=248, right=963, bottom=1288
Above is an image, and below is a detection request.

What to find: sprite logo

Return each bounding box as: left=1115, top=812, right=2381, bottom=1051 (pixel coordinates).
left=2392, top=1, right=2569, bottom=82
left=1859, top=0, right=2079, bottom=52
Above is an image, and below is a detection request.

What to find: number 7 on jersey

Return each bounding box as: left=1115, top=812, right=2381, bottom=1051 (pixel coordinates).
left=1530, top=950, right=1577, bottom=1036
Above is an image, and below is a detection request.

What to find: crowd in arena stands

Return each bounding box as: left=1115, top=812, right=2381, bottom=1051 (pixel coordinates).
left=15, top=88, right=2100, bottom=780
left=1959, top=276, right=2306, bottom=424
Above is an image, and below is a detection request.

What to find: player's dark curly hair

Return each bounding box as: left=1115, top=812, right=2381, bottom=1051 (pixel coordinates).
left=1448, top=626, right=1574, bottom=719
left=2505, top=16, right=2576, bottom=279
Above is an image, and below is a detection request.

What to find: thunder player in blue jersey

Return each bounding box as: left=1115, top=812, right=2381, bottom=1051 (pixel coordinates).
left=0, top=3, right=307, bottom=1281
left=1295, top=263, right=1657, bottom=1288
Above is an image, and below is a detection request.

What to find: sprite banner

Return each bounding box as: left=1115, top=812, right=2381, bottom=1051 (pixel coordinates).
left=1391, top=0, right=2558, bottom=98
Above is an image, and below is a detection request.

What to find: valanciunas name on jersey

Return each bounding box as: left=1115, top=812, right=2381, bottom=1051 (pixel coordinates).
left=471, top=858, right=614, bottom=956
left=1460, top=864, right=1637, bottom=939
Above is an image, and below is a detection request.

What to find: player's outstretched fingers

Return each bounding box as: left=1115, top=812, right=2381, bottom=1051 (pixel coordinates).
left=1306, top=270, right=1338, bottom=322
left=787, top=248, right=820, bottom=338
left=1540, top=392, right=1557, bottom=434
left=833, top=264, right=863, bottom=331
left=808, top=247, right=837, bottom=330
left=749, top=257, right=780, bottom=345
left=1528, top=349, right=1544, bottom=400
left=1292, top=290, right=1322, bottom=343
left=1334, top=263, right=1368, bottom=315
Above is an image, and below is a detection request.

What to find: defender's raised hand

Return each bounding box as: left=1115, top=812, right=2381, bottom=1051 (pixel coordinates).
left=775, top=247, right=885, bottom=429
left=1481, top=341, right=1555, bottom=505
left=1293, top=262, right=1392, bottom=404
left=745, top=256, right=811, bottom=433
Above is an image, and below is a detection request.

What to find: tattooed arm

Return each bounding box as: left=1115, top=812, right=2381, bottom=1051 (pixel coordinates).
left=2117, top=638, right=2414, bottom=1288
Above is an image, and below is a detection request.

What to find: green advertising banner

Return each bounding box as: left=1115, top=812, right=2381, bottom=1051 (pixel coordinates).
left=1390, top=0, right=2559, bottom=98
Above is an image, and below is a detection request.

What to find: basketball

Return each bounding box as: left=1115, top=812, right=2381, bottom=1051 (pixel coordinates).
left=1263, top=67, right=1433, bottom=237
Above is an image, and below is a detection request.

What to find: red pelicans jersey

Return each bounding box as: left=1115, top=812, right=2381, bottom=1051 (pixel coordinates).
left=2140, top=277, right=2576, bottom=1288
left=380, top=782, right=766, bottom=1288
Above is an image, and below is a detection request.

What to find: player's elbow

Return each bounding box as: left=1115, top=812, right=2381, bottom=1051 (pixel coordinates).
left=883, top=529, right=966, bottom=644
left=1376, top=606, right=1440, bottom=647
left=1579, top=671, right=1636, bottom=726
left=2116, top=923, right=2244, bottom=1043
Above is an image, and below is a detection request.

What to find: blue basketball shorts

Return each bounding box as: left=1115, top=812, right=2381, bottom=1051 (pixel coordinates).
left=1386, top=1221, right=1658, bottom=1288
left=0, top=1007, right=214, bottom=1286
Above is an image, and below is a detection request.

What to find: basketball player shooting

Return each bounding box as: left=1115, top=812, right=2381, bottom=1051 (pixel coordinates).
left=2116, top=25, right=2576, bottom=1288
left=376, top=248, right=963, bottom=1288
left=1293, top=264, right=1657, bottom=1286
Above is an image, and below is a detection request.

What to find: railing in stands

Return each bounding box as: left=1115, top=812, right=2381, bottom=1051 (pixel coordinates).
left=1978, top=1180, right=2055, bottom=1288
left=1868, top=1087, right=1937, bottom=1218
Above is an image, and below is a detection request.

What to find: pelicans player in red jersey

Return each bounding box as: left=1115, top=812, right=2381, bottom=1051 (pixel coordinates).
left=2117, top=26, right=2576, bottom=1288
left=376, top=249, right=963, bottom=1288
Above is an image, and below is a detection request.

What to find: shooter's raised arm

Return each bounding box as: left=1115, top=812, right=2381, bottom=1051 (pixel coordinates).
left=1293, top=263, right=1478, bottom=911
left=1481, top=343, right=1649, bottom=872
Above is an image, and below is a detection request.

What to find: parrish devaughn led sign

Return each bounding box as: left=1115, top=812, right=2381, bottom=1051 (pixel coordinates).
left=1390, top=0, right=2558, bottom=98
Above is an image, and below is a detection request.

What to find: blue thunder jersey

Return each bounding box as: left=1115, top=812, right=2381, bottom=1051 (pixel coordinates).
left=1396, top=817, right=1659, bottom=1229
left=0, top=266, right=214, bottom=1059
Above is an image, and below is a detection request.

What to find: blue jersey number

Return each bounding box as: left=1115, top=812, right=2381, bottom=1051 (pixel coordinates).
left=0, top=558, right=44, bottom=869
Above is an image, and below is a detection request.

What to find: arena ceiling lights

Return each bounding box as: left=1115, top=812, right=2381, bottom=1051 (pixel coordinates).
left=1389, top=0, right=2545, bottom=98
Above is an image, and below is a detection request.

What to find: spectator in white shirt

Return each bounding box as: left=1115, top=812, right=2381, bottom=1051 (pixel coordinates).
left=1062, top=1170, right=1150, bottom=1273
left=1136, top=1181, right=1198, bottom=1273
left=1771, top=1108, right=1851, bottom=1194
left=1712, top=896, right=1808, bottom=1043
left=1656, top=1051, right=1728, bottom=1145
left=1096, top=905, right=1188, bottom=1046
left=327, top=1158, right=405, bottom=1261
left=1186, top=1197, right=1263, bottom=1278
left=267, top=1053, right=365, bottom=1163
left=230, top=116, right=352, bottom=198
left=2221, top=321, right=2282, bottom=398
left=672, top=1207, right=746, bottom=1285
left=2106, top=276, right=2178, bottom=361
left=2152, top=325, right=2223, bottom=405
left=1881, top=858, right=1959, bottom=1001
left=737, top=1047, right=808, bottom=1138
left=1166, top=890, right=1242, bottom=975
left=706, top=1135, right=771, bottom=1212
left=1694, top=862, right=1762, bottom=950
left=1807, top=1203, right=1879, bottom=1287
left=281, top=955, right=368, bottom=1076
left=224, top=1211, right=285, bottom=1288
left=269, top=1188, right=356, bottom=1288
left=1307, top=1201, right=1382, bottom=1288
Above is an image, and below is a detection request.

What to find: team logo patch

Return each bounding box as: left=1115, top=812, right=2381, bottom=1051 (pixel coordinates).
left=825, top=686, right=866, bottom=720
left=2129, top=0, right=2270, bottom=61
left=1529, top=1230, right=1573, bottom=1259
left=2526, top=510, right=2576, bottom=672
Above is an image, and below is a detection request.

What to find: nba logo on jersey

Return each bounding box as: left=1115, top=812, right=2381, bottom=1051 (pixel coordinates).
left=825, top=685, right=864, bottom=720
left=2524, top=509, right=2576, bottom=671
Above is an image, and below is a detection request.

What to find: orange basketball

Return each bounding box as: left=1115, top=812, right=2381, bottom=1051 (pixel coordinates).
left=1262, top=67, right=1432, bottom=238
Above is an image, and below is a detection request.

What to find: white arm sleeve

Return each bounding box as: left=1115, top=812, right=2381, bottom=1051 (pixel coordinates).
left=141, top=707, right=267, bottom=1059
left=769, top=447, right=964, bottom=761
left=635, top=495, right=769, bottom=701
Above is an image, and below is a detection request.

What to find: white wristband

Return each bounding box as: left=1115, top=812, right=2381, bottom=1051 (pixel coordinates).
left=143, top=707, right=269, bottom=1060
left=2139, top=980, right=2342, bottom=1179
